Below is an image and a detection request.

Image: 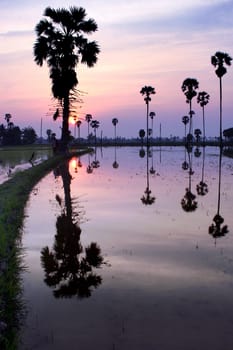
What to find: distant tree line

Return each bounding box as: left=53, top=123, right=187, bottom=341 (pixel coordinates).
left=0, top=113, right=37, bottom=146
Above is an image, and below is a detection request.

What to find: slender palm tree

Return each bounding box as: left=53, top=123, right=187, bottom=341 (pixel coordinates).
left=194, top=128, right=202, bottom=144
left=140, top=86, right=156, bottom=148
left=211, top=51, right=232, bottom=145
left=85, top=113, right=92, bottom=138
left=197, top=91, right=210, bottom=143
left=149, top=111, right=156, bottom=140
left=112, top=118, right=118, bottom=143
left=76, top=120, right=82, bottom=139
left=182, top=115, right=189, bottom=141
left=181, top=78, right=199, bottom=137
left=139, top=129, right=145, bottom=146
left=34, top=6, right=100, bottom=150
left=90, top=119, right=100, bottom=145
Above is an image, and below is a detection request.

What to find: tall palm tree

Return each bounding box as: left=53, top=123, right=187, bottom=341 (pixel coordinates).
left=211, top=51, right=232, bottom=145
left=197, top=91, right=210, bottom=144
left=76, top=120, right=82, bottom=139
left=194, top=128, right=202, bottom=144
left=34, top=6, right=100, bottom=151
left=85, top=113, right=92, bottom=138
left=181, top=78, right=199, bottom=137
left=149, top=111, right=156, bottom=140
left=90, top=119, right=100, bottom=145
left=139, top=129, right=145, bottom=146
left=140, top=86, right=156, bottom=148
left=112, top=118, right=118, bottom=143
left=182, top=115, right=189, bottom=141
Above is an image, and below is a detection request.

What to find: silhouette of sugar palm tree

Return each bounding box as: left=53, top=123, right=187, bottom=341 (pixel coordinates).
left=211, top=51, right=232, bottom=145
left=34, top=6, right=100, bottom=150
left=181, top=78, right=199, bottom=138
left=197, top=91, right=210, bottom=144
left=140, top=86, right=155, bottom=148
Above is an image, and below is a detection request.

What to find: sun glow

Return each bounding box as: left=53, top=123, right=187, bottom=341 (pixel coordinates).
left=68, top=116, right=78, bottom=125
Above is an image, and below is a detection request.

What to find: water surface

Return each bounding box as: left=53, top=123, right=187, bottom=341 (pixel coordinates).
left=20, top=146, right=233, bottom=350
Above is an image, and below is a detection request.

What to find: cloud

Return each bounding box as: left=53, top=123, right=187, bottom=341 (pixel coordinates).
left=0, top=30, right=33, bottom=37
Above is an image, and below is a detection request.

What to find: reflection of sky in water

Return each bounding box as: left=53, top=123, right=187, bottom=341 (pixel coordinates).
left=20, top=147, right=233, bottom=350
left=0, top=149, right=51, bottom=184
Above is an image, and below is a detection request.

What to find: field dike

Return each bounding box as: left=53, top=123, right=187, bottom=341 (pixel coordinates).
left=0, top=149, right=91, bottom=349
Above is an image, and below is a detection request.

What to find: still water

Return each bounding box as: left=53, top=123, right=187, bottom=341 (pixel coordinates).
left=20, top=146, right=233, bottom=350
left=0, top=148, right=52, bottom=184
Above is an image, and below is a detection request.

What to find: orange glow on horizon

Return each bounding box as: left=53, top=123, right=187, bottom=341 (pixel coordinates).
left=69, top=116, right=77, bottom=125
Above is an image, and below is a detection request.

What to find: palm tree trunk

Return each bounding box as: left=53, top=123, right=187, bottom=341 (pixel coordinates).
left=61, top=93, right=70, bottom=151
left=202, top=106, right=205, bottom=144
left=217, top=147, right=222, bottom=215
left=219, top=77, right=223, bottom=146
left=189, top=100, right=192, bottom=135
left=146, top=102, right=149, bottom=148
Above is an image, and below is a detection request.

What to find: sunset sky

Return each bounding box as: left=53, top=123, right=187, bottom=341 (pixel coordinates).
left=1, top=0, right=233, bottom=139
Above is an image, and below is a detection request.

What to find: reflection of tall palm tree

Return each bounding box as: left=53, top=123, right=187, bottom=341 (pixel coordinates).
left=149, top=145, right=156, bottom=175
left=112, top=145, right=119, bottom=169
left=141, top=149, right=155, bottom=205
left=197, top=91, right=210, bottom=144
left=41, top=160, right=105, bottom=298
left=86, top=153, right=93, bottom=174
left=182, top=146, right=189, bottom=170
left=194, top=147, right=201, bottom=158
left=209, top=148, right=228, bottom=239
left=181, top=78, right=199, bottom=137
left=140, top=86, right=156, bottom=148
left=181, top=150, right=197, bottom=212
left=91, top=146, right=100, bottom=169
left=182, top=115, right=189, bottom=142
left=211, top=51, right=232, bottom=145
left=196, top=146, right=208, bottom=196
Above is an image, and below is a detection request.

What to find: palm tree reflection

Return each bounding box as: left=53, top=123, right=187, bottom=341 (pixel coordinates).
left=112, top=145, right=119, bottom=169
left=181, top=149, right=197, bottom=212
left=86, top=153, right=93, bottom=174
left=141, top=148, right=155, bottom=205
left=209, top=148, right=228, bottom=239
left=41, top=160, right=105, bottom=298
left=91, top=146, right=100, bottom=169
left=182, top=147, right=189, bottom=170
left=196, top=147, right=208, bottom=196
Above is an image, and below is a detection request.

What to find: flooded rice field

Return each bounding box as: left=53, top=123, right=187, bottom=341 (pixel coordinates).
left=19, top=146, right=233, bottom=350
left=0, top=147, right=52, bottom=185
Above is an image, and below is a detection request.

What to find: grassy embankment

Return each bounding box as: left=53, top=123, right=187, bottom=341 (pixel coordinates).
left=0, top=147, right=91, bottom=349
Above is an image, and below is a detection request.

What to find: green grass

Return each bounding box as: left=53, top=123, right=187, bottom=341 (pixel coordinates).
left=0, top=148, right=91, bottom=349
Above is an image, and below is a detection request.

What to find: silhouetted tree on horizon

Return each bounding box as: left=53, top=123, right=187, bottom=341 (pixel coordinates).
left=182, top=115, right=189, bottom=141
left=85, top=114, right=92, bottom=139
left=181, top=78, right=199, bottom=138
left=211, top=51, right=232, bottom=146
left=140, top=86, right=155, bottom=148
left=34, top=6, right=100, bottom=151
left=112, top=118, right=118, bottom=143
left=197, top=91, right=210, bottom=143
